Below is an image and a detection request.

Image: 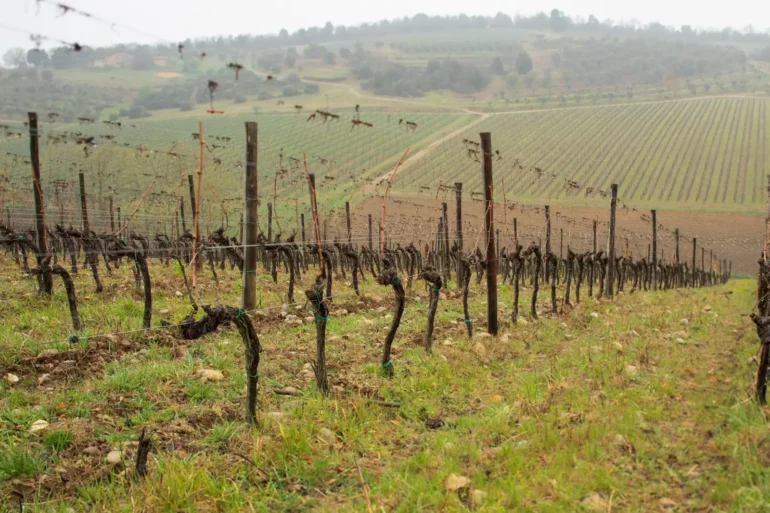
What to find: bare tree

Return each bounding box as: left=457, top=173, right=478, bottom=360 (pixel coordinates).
left=3, top=48, right=26, bottom=68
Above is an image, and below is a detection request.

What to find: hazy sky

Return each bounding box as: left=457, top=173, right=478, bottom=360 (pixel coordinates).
left=1, top=0, right=767, bottom=56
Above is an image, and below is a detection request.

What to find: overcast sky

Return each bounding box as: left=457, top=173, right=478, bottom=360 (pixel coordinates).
left=1, top=0, right=767, bottom=56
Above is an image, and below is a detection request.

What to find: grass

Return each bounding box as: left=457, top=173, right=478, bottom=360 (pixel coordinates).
left=0, top=256, right=767, bottom=511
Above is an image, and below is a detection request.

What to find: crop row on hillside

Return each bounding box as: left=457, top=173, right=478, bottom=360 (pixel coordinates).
left=393, top=97, right=770, bottom=211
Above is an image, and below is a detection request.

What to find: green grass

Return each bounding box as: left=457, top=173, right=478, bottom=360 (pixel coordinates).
left=0, top=256, right=767, bottom=511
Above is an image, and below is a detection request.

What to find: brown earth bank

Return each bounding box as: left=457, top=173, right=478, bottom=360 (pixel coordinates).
left=327, top=196, right=762, bottom=275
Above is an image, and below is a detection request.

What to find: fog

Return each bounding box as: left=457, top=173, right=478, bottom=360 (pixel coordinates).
left=1, top=0, right=767, bottom=55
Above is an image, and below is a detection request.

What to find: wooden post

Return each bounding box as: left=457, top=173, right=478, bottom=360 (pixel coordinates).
left=267, top=203, right=273, bottom=241
left=675, top=228, right=680, bottom=264
left=187, top=175, right=196, bottom=234
left=701, top=247, right=705, bottom=281
left=442, top=202, right=450, bottom=282
left=242, top=122, right=259, bottom=310
left=606, top=184, right=618, bottom=297
left=455, top=182, right=463, bottom=288
left=651, top=209, right=657, bottom=290
left=480, top=132, right=498, bottom=335
left=109, top=196, right=115, bottom=232
left=544, top=205, right=551, bottom=255
left=692, top=237, right=697, bottom=286
left=367, top=214, right=373, bottom=251
left=345, top=201, right=352, bottom=246
left=307, top=172, right=323, bottom=272
left=28, top=112, right=52, bottom=294
left=79, top=173, right=90, bottom=233
left=191, top=122, right=204, bottom=289
left=239, top=211, right=243, bottom=242
left=513, top=217, right=518, bottom=247
left=180, top=197, right=187, bottom=234
left=117, top=207, right=121, bottom=233
left=765, top=174, right=770, bottom=260
left=301, top=213, right=306, bottom=245
left=709, top=250, right=713, bottom=283
left=560, top=228, right=563, bottom=259
left=592, top=220, right=597, bottom=253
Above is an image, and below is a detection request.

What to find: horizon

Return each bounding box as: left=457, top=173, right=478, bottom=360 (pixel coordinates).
left=1, top=0, right=768, bottom=57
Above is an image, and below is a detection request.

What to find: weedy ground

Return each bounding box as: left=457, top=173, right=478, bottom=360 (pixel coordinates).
left=0, top=260, right=766, bottom=512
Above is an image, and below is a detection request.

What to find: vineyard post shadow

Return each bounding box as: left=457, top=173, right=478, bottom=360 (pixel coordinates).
left=605, top=184, right=618, bottom=297
left=480, top=132, right=498, bottom=335
left=28, top=112, right=52, bottom=295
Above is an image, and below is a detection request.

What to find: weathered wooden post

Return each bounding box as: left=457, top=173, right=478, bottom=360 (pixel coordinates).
left=455, top=182, right=463, bottom=289
left=117, top=207, right=121, bottom=233
left=187, top=174, right=196, bottom=233
left=367, top=214, right=373, bottom=251
left=109, top=196, right=115, bottom=233
left=480, top=132, right=498, bottom=335
left=345, top=201, right=352, bottom=246
left=28, top=112, right=52, bottom=295
left=180, top=197, right=187, bottom=234
left=675, top=228, right=680, bottom=286
left=242, top=122, right=259, bottom=310
left=692, top=237, right=697, bottom=287
left=544, top=205, right=551, bottom=282
left=79, top=172, right=102, bottom=293
left=606, top=184, right=618, bottom=297
left=442, top=202, right=450, bottom=283
left=513, top=217, right=518, bottom=247
left=651, top=209, right=657, bottom=290
left=560, top=228, right=563, bottom=259
left=301, top=213, right=306, bottom=245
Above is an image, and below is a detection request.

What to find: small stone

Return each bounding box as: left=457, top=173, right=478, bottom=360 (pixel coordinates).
left=197, top=369, right=224, bottom=381
left=517, top=318, right=528, bottom=326
left=564, top=334, right=574, bottom=340
left=328, top=336, right=342, bottom=343
left=302, top=363, right=313, bottom=370
left=30, top=419, right=49, bottom=432
left=375, top=306, right=387, bottom=313
left=332, top=385, right=344, bottom=393
left=175, top=291, right=183, bottom=297
left=37, top=349, right=58, bottom=360
left=282, top=386, right=299, bottom=395
left=560, top=322, right=568, bottom=328
left=285, top=314, right=298, bottom=321
left=625, top=365, right=638, bottom=376
left=613, top=434, right=627, bottom=447
left=680, top=318, right=689, bottom=326
left=337, top=309, right=348, bottom=316
left=360, top=319, right=375, bottom=327
left=475, top=332, right=491, bottom=338
left=4, top=373, right=19, bottom=384
left=442, top=339, right=454, bottom=346
left=445, top=473, right=470, bottom=492
left=304, top=316, right=315, bottom=323
left=438, top=354, right=448, bottom=362
left=83, top=446, right=100, bottom=456
left=267, top=411, right=285, bottom=421
left=590, top=345, right=602, bottom=353
left=159, top=309, right=170, bottom=315
left=659, top=497, right=677, bottom=509
left=590, top=312, right=599, bottom=319
left=702, top=305, right=712, bottom=312
left=612, top=342, right=624, bottom=352
left=54, top=465, right=68, bottom=475
left=500, top=333, right=510, bottom=343
left=470, top=489, right=488, bottom=506
left=488, top=394, right=503, bottom=403
left=106, top=450, right=123, bottom=465
left=628, top=329, right=640, bottom=337
left=581, top=493, right=608, bottom=512
left=676, top=338, right=685, bottom=344
left=370, top=296, right=383, bottom=303
left=472, top=342, right=487, bottom=358
left=317, top=427, right=336, bottom=445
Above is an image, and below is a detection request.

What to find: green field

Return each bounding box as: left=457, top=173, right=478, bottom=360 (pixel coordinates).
left=0, top=259, right=766, bottom=511
left=394, top=97, right=770, bottom=212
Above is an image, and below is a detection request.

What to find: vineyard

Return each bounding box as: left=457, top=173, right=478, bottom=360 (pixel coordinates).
left=0, top=102, right=766, bottom=512
left=394, top=97, right=770, bottom=212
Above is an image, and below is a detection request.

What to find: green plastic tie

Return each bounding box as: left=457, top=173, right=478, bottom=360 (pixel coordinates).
left=246, top=371, right=258, bottom=378
left=382, top=360, right=392, bottom=369
left=431, top=287, right=441, bottom=293
left=68, top=334, right=79, bottom=344
left=236, top=309, right=245, bottom=319
left=464, top=319, right=471, bottom=324
left=244, top=269, right=257, bottom=273
left=315, top=315, right=330, bottom=321
left=394, top=276, right=401, bottom=286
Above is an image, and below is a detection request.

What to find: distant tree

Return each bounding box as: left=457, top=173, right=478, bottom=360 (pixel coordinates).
left=3, top=48, right=25, bottom=68
left=688, top=83, right=697, bottom=96
left=704, top=83, right=711, bottom=93
left=323, top=52, right=337, bottom=65
left=339, top=47, right=352, bottom=59
left=282, top=86, right=301, bottom=97
left=427, top=60, right=441, bottom=73
left=523, top=70, right=537, bottom=92
left=491, top=12, right=514, bottom=28
left=550, top=9, right=569, bottom=31
left=179, top=101, right=193, bottom=111
left=41, top=69, right=53, bottom=81
left=284, top=54, right=296, bottom=67
left=279, top=29, right=289, bottom=38
left=26, top=49, right=50, bottom=67
left=490, top=57, right=504, bottom=75
left=505, top=72, right=520, bottom=88
left=575, top=93, right=583, bottom=103
left=50, top=46, right=75, bottom=69
left=234, top=94, right=247, bottom=103
left=626, top=88, right=633, bottom=99
left=550, top=52, right=562, bottom=68
left=516, top=51, right=533, bottom=75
